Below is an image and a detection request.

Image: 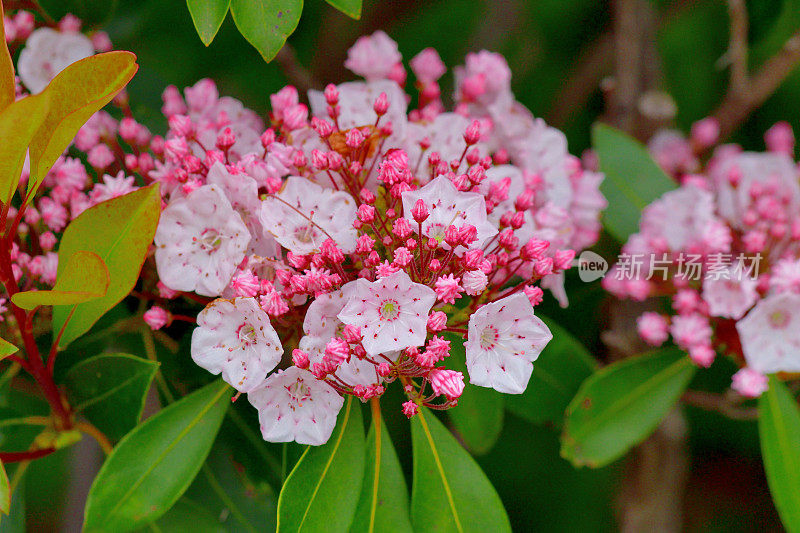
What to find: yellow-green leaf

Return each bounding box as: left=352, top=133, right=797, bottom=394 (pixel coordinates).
left=325, top=0, right=361, bottom=19
left=27, top=51, right=138, bottom=198
left=0, top=2, right=15, bottom=112
left=759, top=377, right=800, bottom=533
left=52, top=185, right=161, bottom=348
left=0, top=459, right=8, bottom=515
left=0, top=338, right=18, bottom=359
left=187, top=0, right=231, bottom=46
left=10, top=251, right=109, bottom=310
left=229, top=0, right=302, bottom=62
left=0, top=94, right=51, bottom=204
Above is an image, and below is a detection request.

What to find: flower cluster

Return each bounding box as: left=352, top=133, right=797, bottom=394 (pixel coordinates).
left=0, top=10, right=148, bottom=326
left=605, top=119, right=800, bottom=398
left=147, top=31, right=606, bottom=445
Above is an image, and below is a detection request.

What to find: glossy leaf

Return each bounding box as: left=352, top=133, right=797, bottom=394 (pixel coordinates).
left=0, top=339, right=17, bottom=359
left=0, top=469, right=23, bottom=532
left=505, top=316, right=597, bottom=427
left=229, top=0, right=303, bottom=62
left=351, top=412, right=413, bottom=533
left=0, top=94, right=50, bottom=205
left=187, top=0, right=231, bottom=46
left=277, top=397, right=365, bottom=533
left=63, top=353, right=159, bottom=442
left=0, top=2, right=14, bottom=112
left=27, top=51, right=138, bottom=197
left=592, top=122, right=676, bottom=242
left=325, top=0, right=361, bottom=19
left=759, top=377, right=800, bottom=532
left=52, top=185, right=161, bottom=348
left=411, top=407, right=511, bottom=533
left=561, top=348, right=696, bottom=468
left=11, top=251, right=108, bottom=310
left=0, top=460, right=8, bottom=515
left=136, top=498, right=226, bottom=533
left=443, top=332, right=504, bottom=455
left=83, top=380, right=231, bottom=532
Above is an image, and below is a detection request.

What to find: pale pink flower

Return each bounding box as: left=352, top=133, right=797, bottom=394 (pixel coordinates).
left=338, top=270, right=436, bottom=356
left=90, top=172, right=138, bottom=203
left=770, top=258, right=800, bottom=294
left=155, top=185, right=250, bottom=296
left=260, top=176, right=357, bottom=255
left=639, top=185, right=722, bottom=252
left=410, top=48, right=446, bottom=83
left=669, top=314, right=713, bottom=351
left=191, top=297, right=283, bottom=392
left=702, top=267, right=758, bottom=319
left=731, top=367, right=769, bottom=398
left=247, top=366, right=343, bottom=445
left=344, top=31, right=402, bottom=81
left=636, top=312, right=669, bottom=347
left=401, top=175, right=498, bottom=252
left=737, top=293, right=800, bottom=374
left=462, top=269, right=488, bottom=296
left=17, top=28, right=93, bottom=93
left=465, top=293, right=552, bottom=394
left=143, top=306, right=169, bottom=330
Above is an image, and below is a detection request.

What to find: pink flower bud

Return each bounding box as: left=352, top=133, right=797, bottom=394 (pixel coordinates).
left=143, top=306, right=169, bottom=330
left=429, top=368, right=464, bottom=400
left=373, top=92, right=389, bottom=115
left=292, top=349, right=310, bottom=369
left=402, top=400, right=419, bottom=418
left=411, top=199, right=429, bottom=223
left=427, top=311, right=447, bottom=332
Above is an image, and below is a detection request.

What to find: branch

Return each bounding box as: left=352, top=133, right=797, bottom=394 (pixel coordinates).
left=681, top=389, right=759, bottom=420
left=727, top=0, right=749, bottom=95
left=275, top=44, right=317, bottom=94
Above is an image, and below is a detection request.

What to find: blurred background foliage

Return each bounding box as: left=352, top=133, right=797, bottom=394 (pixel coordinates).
left=24, top=0, right=798, bottom=530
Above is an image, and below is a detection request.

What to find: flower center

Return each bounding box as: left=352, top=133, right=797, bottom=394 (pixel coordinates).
left=197, top=228, right=222, bottom=251
left=286, top=379, right=312, bottom=410
left=236, top=323, right=258, bottom=346
left=293, top=224, right=318, bottom=244
left=768, top=309, right=790, bottom=329
left=379, top=299, right=400, bottom=321
left=480, top=325, right=499, bottom=350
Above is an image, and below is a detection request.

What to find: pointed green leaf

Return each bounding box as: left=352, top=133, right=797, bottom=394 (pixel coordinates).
left=325, top=0, right=361, bottom=19
left=63, top=353, right=159, bottom=442
left=187, top=0, right=231, bottom=46
left=0, top=94, right=50, bottom=205
left=11, top=251, right=109, bottom=310
left=443, top=332, right=504, bottom=455
left=592, top=122, right=677, bottom=242
left=277, top=396, right=365, bottom=533
left=0, top=339, right=17, bottom=359
left=0, top=460, right=8, bottom=515
left=0, top=2, right=14, bottom=112
left=83, top=380, right=231, bottom=532
left=0, top=468, right=23, bottom=532
left=351, top=413, right=412, bottom=533
left=759, top=377, right=800, bottom=533
left=561, top=348, right=696, bottom=468
left=505, top=316, right=597, bottom=426
left=411, top=408, right=511, bottom=533
left=52, top=185, right=161, bottom=348
left=28, top=51, right=138, bottom=197
left=229, top=0, right=303, bottom=62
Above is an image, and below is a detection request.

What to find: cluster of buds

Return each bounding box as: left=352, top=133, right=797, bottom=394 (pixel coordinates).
left=605, top=119, right=800, bottom=398
left=145, top=31, right=607, bottom=445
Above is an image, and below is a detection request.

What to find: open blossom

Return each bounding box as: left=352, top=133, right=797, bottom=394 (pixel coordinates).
left=191, top=298, right=283, bottom=392
left=701, top=268, right=758, bottom=320
left=248, top=367, right=344, bottom=445
left=737, top=293, right=800, bottom=374
left=154, top=184, right=250, bottom=296
left=338, top=270, right=436, bottom=356
left=731, top=367, right=769, bottom=398
left=344, top=30, right=401, bottom=81
left=260, top=176, right=358, bottom=254
left=465, top=293, right=552, bottom=394
left=17, top=27, right=94, bottom=93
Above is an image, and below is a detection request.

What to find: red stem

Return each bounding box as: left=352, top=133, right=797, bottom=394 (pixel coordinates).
left=0, top=448, right=56, bottom=463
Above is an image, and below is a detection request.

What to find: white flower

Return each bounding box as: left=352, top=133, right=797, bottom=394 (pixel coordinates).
left=299, top=283, right=381, bottom=386
left=247, top=366, right=344, bottom=445
left=401, top=175, right=498, bottom=252
left=18, top=28, right=94, bottom=94
left=402, top=113, right=472, bottom=179
left=701, top=267, right=758, bottom=319
left=191, top=298, right=283, bottom=392
left=338, top=270, right=436, bottom=356
left=260, top=176, right=358, bottom=255
left=465, top=293, right=552, bottom=394
left=155, top=184, right=250, bottom=296
left=639, top=185, right=722, bottom=252
left=737, top=293, right=800, bottom=374
left=344, top=31, right=401, bottom=81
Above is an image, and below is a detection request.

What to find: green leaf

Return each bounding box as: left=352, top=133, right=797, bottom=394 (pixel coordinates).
left=443, top=332, right=504, bottom=455
left=63, top=353, right=159, bottom=442
left=0, top=2, right=15, bottom=113
left=0, top=339, right=17, bottom=359
left=561, top=348, right=696, bottom=468
left=759, top=377, right=800, bottom=533
left=0, top=460, right=8, bottom=515
left=325, top=0, right=361, bottom=19
left=0, top=94, right=50, bottom=205
left=350, top=411, right=412, bottom=533
left=592, top=122, right=677, bottom=242
left=411, top=407, right=511, bottom=533
left=277, top=396, right=365, bottom=533
left=11, top=251, right=109, bottom=310
left=187, top=0, right=231, bottom=46
left=0, top=468, right=23, bottom=532
left=28, top=51, right=138, bottom=197
left=52, top=185, right=161, bottom=348
left=505, top=316, right=597, bottom=427
left=83, top=380, right=231, bottom=532
left=136, top=498, right=226, bottom=532
left=229, top=0, right=303, bottom=62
